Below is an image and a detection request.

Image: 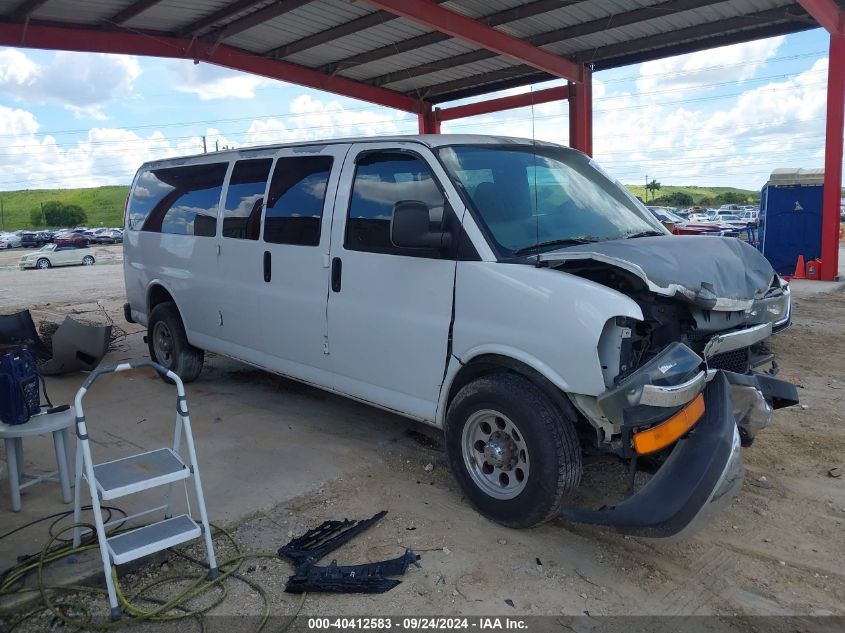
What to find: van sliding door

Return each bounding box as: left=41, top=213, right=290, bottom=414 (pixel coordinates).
left=256, top=145, right=349, bottom=385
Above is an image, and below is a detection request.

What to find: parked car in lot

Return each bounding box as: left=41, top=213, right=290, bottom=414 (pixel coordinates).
left=124, top=135, right=798, bottom=538
left=648, top=207, right=739, bottom=237
left=18, top=242, right=95, bottom=269
left=0, top=232, right=22, bottom=248
left=19, top=231, right=53, bottom=248
left=90, top=228, right=123, bottom=244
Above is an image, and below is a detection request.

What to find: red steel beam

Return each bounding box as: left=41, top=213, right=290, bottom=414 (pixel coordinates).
left=568, top=69, right=592, bottom=156
left=436, top=85, right=569, bottom=122
left=418, top=103, right=440, bottom=134
left=0, top=21, right=423, bottom=113
left=820, top=33, right=844, bottom=280
left=796, top=0, right=844, bottom=34
left=360, top=0, right=584, bottom=83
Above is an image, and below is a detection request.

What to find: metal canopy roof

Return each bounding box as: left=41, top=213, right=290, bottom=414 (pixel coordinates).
left=0, top=0, right=825, bottom=109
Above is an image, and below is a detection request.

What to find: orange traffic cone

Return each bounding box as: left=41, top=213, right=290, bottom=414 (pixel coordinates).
left=792, top=254, right=807, bottom=279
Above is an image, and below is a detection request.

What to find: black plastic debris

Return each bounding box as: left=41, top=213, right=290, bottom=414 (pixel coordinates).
left=285, top=549, right=420, bottom=594
left=278, top=511, right=419, bottom=594
left=279, top=510, right=387, bottom=566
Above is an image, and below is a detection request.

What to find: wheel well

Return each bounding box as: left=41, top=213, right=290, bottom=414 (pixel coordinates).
left=446, top=355, right=589, bottom=434
left=147, top=285, right=175, bottom=314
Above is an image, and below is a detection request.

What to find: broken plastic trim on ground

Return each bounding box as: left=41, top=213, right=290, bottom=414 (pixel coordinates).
left=278, top=511, right=420, bottom=594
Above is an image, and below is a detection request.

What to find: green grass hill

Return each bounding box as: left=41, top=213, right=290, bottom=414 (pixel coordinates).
left=0, top=183, right=761, bottom=232
left=0, top=186, right=129, bottom=231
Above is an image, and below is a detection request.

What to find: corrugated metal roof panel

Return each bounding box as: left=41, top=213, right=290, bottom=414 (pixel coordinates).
left=124, top=0, right=266, bottom=32
left=33, top=0, right=121, bottom=23
left=283, top=18, right=432, bottom=68
left=503, top=0, right=660, bottom=39
left=443, top=0, right=526, bottom=19
left=339, top=38, right=481, bottom=83
left=225, top=0, right=375, bottom=54
left=387, top=57, right=518, bottom=94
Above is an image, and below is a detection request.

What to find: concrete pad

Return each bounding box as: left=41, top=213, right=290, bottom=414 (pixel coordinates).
left=0, top=329, right=416, bottom=594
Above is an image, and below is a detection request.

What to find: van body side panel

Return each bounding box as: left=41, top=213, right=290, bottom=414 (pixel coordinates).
left=124, top=228, right=217, bottom=339
left=450, top=262, right=643, bottom=401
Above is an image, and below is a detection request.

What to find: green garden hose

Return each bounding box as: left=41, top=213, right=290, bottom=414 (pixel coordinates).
left=0, top=511, right=305, bottom=632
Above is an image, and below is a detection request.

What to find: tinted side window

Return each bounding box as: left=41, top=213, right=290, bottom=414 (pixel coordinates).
left=345, top=152, right=445, bottom=254
left=128, top=163, right=228, bottom=236
left=263, top=156, right=332, bottom=246
left=223, top=159, right=272, bottom=240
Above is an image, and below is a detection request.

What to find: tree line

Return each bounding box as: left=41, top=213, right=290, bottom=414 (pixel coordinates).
left=28, top=201, right=89, bottom=228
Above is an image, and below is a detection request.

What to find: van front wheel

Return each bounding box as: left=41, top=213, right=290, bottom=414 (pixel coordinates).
left=445, top=373, right=582, bottom=528
left=147, top=302, right=204, bottom=383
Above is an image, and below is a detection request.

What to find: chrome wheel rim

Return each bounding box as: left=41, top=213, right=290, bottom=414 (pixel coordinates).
left=461, top=409, right=529, bottom=500
left=152, top=321, right=174, bottom=367
left=82, top=256, right=94, bottom=265
left=36, top=259, right=49, bottom=269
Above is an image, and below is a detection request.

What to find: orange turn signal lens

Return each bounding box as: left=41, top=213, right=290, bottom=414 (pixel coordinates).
left=632, top=393, right=705, bottom=455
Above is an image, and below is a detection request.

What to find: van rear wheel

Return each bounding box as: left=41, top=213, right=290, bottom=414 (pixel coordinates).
left=147, top=302, right=204, bottom=383
left=445, top=373, right=582, bottom=528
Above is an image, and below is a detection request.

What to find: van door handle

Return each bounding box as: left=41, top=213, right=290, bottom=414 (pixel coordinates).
left=263, top=251, right=271, bottom=282
left=331, top=257, right=342, bottom=292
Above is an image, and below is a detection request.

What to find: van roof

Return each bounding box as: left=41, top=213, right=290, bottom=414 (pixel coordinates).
left=135, top=134, right=561, bottom=172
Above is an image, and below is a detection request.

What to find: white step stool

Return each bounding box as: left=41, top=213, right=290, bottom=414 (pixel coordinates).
left=71, top=360, right=217, bottom=620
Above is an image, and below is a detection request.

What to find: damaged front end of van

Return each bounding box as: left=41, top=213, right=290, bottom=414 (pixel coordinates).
left=545, top=235, right=798, bottom=538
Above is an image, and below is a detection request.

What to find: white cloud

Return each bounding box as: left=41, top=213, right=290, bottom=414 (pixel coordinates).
left=0, top=105, right=200, bottom=190
left=0, top=49, right=140, bottom=119
left=244, top=94, right=407, bottom=144
left=636, top=36, right=785, bottom=94
left=169, top=61, right=272, bottom=100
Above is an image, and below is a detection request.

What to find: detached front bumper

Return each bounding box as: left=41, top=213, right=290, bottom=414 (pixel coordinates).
left=562, top=372, right=747, bottom=538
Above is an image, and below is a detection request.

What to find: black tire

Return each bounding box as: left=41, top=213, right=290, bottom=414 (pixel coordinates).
left=147, top=302, right=204, bottom=383
left=445, top=373, right=582, bottom=528
left=82, top=255, right=95, bottom=266
left=36, top=258, right=51, bottom=269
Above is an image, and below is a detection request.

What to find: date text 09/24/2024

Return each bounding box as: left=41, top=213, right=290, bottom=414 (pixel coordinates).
left=307, top=617, right=528, bottom=630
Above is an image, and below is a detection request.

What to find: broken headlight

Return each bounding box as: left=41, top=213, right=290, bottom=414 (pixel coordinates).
left=597, top=342, right=705, bottom=428
left=747, top=280, right=791, bottom=332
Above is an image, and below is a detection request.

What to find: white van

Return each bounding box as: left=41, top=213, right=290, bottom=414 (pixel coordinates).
left=123, top=135, right=797, bottom=537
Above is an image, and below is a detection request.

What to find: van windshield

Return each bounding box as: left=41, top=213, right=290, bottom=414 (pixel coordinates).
left=438, top=145, right=667, bottom=256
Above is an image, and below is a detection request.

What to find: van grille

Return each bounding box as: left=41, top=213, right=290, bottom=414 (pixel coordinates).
left=707, top=348, right=751, bottom=374
left=687, top=330, right=752, bottom=375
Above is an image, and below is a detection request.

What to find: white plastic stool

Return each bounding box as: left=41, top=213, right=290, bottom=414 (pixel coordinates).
left=0, top=406, right=74, bottom=511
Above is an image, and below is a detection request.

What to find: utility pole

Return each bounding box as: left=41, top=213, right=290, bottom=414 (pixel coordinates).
left=215, top=139, right=219, bottom=152
left=40, top=201, right=46, bottom=227
left=645, top=174, right=648, bottom=202
left=202, top=135, right=207, bottom=153
left=0, top=198, right=4, bottom=230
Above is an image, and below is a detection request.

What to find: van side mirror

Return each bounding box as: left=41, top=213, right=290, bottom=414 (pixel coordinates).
left=390, top=200, right=452, bottom=250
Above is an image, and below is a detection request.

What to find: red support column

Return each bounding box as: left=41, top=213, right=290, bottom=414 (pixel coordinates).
left=821, top=34, right=844, bottom=281
left=568, top=67, right=592, bottom=156
left=418, top=103, right=441, bottom=134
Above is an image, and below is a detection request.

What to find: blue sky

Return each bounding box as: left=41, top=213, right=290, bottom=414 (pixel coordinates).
left=0, top=27, right=829, bottom=191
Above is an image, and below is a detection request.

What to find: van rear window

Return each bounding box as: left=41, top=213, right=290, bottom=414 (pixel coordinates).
left=128, top=163, right=228, bottom=236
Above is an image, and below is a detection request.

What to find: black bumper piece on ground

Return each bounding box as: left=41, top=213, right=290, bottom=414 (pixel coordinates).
left=561, top=372, right=743, bottom=538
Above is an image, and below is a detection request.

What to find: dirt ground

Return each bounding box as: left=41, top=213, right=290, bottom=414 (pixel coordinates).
left=1, top=257, right=843, bottom=630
